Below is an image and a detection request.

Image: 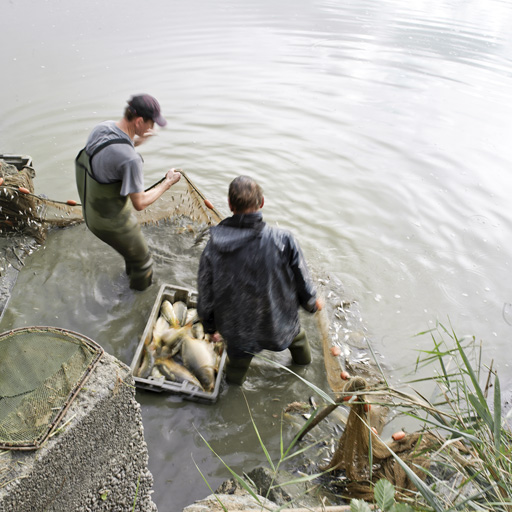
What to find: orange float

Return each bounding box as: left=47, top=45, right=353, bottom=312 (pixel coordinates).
left=0, top=177, right=4, bottom=186
left=340, top=370, right=350, bottom=380
left=204, top=199, right=214, bottom=210
left=392, top=431, right=406, bottom=441
left=330, top=346, right=341, bottom=356
left=66, top=199, right=77, bottom=206
left=364, top=403, right=371, bottom=412
left=18, top=187, right=30, bottom=194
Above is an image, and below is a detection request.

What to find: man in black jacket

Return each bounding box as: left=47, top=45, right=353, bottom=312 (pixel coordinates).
left=197, top=175, right=322, bottom=385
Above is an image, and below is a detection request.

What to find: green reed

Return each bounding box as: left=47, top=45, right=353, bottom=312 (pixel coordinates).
left=195, top=323, right=512, bottom=511
left=404, top=321, right=512, bottom=511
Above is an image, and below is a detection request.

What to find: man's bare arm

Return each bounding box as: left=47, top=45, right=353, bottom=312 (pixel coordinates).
left=129, top=169, right=181, bottom=211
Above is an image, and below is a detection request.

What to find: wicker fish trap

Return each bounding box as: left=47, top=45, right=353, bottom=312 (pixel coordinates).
left=0, top=326, right=104, bottom=450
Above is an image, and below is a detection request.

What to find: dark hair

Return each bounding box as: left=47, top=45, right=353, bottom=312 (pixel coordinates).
left=123, top=106, right=152, bottom=123
left=228, top=176, right=263, bottom=213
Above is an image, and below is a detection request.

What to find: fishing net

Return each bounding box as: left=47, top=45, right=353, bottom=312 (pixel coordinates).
left=0, top=156, right=223, bottom=244
left=136, top=171, right=223, bottom=227
left=0, top=326, right=104, bottom=450
left=0, top=157, right=84, bottom=243
left=321, top=377, right=440, bottom=501
left=312, top=293, right=442, bottom=500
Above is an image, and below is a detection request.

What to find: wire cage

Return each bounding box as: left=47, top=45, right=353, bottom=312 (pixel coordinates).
left=0, top=326, right=104, bottom=451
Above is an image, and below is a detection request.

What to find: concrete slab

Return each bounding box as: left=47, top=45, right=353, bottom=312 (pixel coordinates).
left=0, top=353, right=158, bottom=512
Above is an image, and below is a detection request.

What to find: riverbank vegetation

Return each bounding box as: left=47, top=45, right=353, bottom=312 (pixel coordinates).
left=404, top=322, right=512, bottom=510
left=197, top=322, right=512, bottom=511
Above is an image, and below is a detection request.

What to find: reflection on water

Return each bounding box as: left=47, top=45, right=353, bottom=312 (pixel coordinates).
left=2, top=0, right=512, bottom=509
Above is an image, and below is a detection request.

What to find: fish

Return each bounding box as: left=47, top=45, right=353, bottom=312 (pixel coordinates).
left=160, top=300, right=179, bottom=328
left=172, top=300, right=188, bottom=327
left=212, top=341, right=225, bottom=369
left=137, top=343, right=157, bottom=379
left=152, top=316, right=170, bottom=348
left=185, top=308, right=198, bottom=325
left=155, top=357, right=203, bottom=389
left=151, top=366, right=165, bottom=379
left=160, top=325, right=189, bottom=357
left=181, top=335, right=217, bottom=392
left=191, top=321, right=204, bottom=340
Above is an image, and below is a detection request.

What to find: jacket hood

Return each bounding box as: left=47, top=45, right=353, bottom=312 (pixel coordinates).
left=209, top=212, right=265, bottom=253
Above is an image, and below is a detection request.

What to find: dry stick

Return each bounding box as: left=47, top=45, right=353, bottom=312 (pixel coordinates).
left=297, top=399, right=342, bottom=442
left=297, top=389, right=369, bottom=442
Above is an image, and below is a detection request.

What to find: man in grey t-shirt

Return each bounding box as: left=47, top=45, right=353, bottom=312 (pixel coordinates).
left=76, top=94, right=181, bottom=290
left=85, top=121, right=145, bottom=197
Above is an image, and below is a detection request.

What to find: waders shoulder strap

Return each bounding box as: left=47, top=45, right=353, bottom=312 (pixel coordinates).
left=75, top=138, right=133, bottom=219
left=75, top=137, right=133, bottom=181
left=90, top=138, right=133, bottom=160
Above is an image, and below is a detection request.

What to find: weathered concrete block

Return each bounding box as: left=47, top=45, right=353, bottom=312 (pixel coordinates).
left=0, top=353, right=157, bottom=512
left=182, top=493, right=276, bottom=512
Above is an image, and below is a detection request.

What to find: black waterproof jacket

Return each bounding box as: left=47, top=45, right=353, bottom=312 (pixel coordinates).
left=197, top=212, right=318, bottom=360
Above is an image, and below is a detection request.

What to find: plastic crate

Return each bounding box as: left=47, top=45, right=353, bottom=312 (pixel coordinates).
left=130, top=284, right=226, bottom=404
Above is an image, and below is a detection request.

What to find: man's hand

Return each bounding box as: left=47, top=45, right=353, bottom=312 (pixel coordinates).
left=210, top=332, right=223, bottom=343
left=164, top=168, right=181, bottom=187
left=134, top=128, right=157, bottom=147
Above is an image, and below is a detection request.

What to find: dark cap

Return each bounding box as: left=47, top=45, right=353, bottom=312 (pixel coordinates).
left=127, top=94, right=167, bottom=127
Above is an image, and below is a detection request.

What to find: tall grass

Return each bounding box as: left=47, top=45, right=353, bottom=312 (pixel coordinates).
left=194, top=395, right=331, bottom=510
left=404, top=322, right=512, bottom=511
left=196, top=324, right=512, bottom=511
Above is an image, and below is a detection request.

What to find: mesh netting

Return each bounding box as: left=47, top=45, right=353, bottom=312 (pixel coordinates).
left=0, top=158, right=83, bottom=243
left=0, top=157, right=223, bottom=244
left=136, top=171, right=223, bottom=227
left=320, top=377, right=440, bottom=501
left=0, top=327, right=103, bottom=450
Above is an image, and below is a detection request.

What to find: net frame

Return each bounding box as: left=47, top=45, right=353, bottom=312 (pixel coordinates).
left=0, top=326, right=104, bottom=451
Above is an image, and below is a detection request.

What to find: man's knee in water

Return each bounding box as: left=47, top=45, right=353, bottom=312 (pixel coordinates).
left=129, top=268, right=153, bottom=291
left=128, top=258, right=153, bottom=291
left=288, top=329, right=312, bottom=365
left=225, top=356, right=253, bottom=385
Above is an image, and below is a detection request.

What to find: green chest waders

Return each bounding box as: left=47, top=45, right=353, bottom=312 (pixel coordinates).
left=75, top=140, right=153, bottom=291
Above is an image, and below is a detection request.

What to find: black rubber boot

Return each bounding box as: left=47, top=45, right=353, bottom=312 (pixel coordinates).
left=128, top=257, right=154, bottom=291
left=225, top=356, right=253, bottom=385
left=288, top=329, right=311, bottom=365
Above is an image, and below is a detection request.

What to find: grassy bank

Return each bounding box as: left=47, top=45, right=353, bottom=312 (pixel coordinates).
left=196, top=323, right=512, bottom=511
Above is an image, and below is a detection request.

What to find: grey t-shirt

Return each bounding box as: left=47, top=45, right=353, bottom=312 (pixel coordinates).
left=85, top=121, right=144, bottom=196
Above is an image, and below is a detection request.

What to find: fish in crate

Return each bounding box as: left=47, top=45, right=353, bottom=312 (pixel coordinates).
left=136, top=297, right=224, bottom=394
